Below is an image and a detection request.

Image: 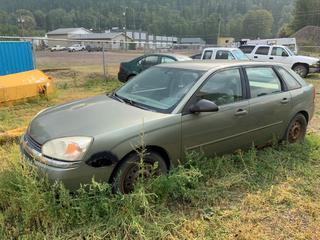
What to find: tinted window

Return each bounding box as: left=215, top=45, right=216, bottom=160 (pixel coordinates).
left=246, top=68, right=282, bottom=98
left=271, top=47, right=289, bottom=57
left=161, top=56, right=176, bottom=63
left=255, top=47, right=270, bottom=55
left=144, top=56, right=159, bottom=64
left=203, top=50, right=213, bottom=59
left=277, top=67, right=301, bottom=90
left=197, top=69, right=243, bottom=106
left=239, top=45, right=255, bottom=54
left=215, top=50, right=235, bottom=60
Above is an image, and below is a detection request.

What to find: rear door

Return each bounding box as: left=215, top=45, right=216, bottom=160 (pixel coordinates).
left=252, top=46, right=271, bottom=62
left=244, top=66, right=292, bottom=146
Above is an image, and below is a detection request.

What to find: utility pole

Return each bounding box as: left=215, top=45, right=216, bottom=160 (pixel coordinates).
left=123, top=7, right=128, bottom=51
left=217, top=16, right=222, bottom=46
left=17, top=15, right=25, bottom=37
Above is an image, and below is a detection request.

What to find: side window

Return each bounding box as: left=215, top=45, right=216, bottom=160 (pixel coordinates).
left=255, top=47, right=270, bottom=55
left=197, top=69, right=243, bottom=106
left=271, top=47, right=289, bottom=57
left=144, top=56, right=159, bottom=65
left=246, top=67, right=282, bottom=98
left=161, top=56, right=176, bottom=63
left=202, top=50, right=213, bottom=60
left=215, top=50, right=235, bottom=60
left=277, top=67, right=301, bottom=90
left=239, top=45, right=255, bottom=54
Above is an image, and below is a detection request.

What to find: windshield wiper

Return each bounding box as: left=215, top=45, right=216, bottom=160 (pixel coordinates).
left=111, top=92, right=151, bottom=111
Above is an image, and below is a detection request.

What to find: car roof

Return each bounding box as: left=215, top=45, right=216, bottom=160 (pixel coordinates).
left=202, top=47, right=240, bottom=51
left=145, top=53, right=191, bottom=60
left=156, top=60, right=285, bottom=71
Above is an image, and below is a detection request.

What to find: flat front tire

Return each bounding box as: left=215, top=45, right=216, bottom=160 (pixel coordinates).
left=112, top=151, right=168, bottom=194
left=284, top=113, right=307, bottom=143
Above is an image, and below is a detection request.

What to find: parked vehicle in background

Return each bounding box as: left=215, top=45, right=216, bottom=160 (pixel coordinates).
left=118, top=53, right=191, bottom=82
left=240, top=44, right=320, bottom=78
left=68, top=44, right=86, bottom=52
left=21, top=61, right=315, bottom=193
left=190, top=53, right=202, bottom=59
left=239, top=38, right=298, bottom=54
left=50, top=45, right=66, bottom=52
left=86, top=45, right=103, bottom=52
left=201, top=47, right=249, bottom=61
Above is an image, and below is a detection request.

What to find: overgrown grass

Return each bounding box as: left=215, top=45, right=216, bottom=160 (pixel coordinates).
left=0, top=135, right=320, bottom=239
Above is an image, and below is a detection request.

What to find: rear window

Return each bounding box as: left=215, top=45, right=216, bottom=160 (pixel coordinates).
left=255, top=47, right=270, bottom=55
left=276, top=67, right=301, bottom=90
left=239, top=45, right=255, bottom=54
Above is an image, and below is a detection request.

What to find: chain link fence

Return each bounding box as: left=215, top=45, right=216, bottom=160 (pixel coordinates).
left=0, top=36, right=319, bottom=80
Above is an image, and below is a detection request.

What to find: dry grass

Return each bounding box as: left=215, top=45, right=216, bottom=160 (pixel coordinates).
left=0, top=63, right=320, bottom=239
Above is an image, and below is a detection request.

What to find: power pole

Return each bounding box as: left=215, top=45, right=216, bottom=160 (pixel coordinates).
left=217, top=16, right=222, bottom=46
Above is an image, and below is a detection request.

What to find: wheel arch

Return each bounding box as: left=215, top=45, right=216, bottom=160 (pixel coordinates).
left=108, top=145, right=171, bottom=184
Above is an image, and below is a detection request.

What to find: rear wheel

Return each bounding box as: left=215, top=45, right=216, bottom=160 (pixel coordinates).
left=293, top=64, right=308, bottom=78
left=112, top=151, right=168, bottom=194
left=284, top=113, right=307, bottom=143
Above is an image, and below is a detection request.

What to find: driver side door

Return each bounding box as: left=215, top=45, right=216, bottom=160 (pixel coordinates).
left=181, top=68, right=251, bottom=156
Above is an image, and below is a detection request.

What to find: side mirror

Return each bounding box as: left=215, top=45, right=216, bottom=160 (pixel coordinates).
left=189, top=99, right=219, bottom=113
left=282, top=52, right=289, bottom=57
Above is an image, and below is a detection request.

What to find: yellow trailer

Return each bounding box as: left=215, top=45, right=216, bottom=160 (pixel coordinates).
left=0, top=69, right=54, bottom=104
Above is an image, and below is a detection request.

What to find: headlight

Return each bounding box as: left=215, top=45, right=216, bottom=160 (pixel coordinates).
left=42, top=137, right=93, bottom=161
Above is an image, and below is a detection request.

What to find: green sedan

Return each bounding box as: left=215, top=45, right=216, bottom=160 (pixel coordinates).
left=21, top=61, right=315, bottom=193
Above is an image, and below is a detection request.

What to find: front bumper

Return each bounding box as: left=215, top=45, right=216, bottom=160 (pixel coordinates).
left=20, top=135, right=114, bottom=191
left=309, top=66, right=320, bottom=74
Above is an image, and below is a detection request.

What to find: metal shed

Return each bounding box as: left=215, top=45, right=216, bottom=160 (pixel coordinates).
left=0, top=41, right=34, bottom=76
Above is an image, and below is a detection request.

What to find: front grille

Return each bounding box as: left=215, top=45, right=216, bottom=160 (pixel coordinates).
left=24, top=134, right=42, bottom=153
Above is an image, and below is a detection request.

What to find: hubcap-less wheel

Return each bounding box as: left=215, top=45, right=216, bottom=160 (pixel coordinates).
left=113, top=152, right=167, bottom=194
left=121, top=162, right=158, bottom=193
left=285, top=114, right=307, bottom=144
left=293, top=65, right=307, bottom=78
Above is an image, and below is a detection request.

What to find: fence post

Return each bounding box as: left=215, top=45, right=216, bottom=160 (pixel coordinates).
left=102, top=42, right=107, bottom=81
left=32, top=38, right=37, bottom=69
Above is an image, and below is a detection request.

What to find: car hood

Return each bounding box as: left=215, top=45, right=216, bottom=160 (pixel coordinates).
left=28, top=95, right=170, bottom=144
left=293, top=55, right=319, bottom=64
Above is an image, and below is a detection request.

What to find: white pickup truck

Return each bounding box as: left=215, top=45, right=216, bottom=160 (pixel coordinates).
left=201, top=47, right=249, bottom=61
left=239, top=44, right=320, bottom=78
left=68, top=44, right=86, bottom=52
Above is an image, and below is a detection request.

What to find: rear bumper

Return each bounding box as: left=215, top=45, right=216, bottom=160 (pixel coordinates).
left=118, top=71, right=128, bottom=83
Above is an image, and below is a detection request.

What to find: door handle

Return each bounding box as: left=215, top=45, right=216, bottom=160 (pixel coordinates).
left=281, top=98, right=289, bottom=104
left=254, top=56, right=258, bottom=59
left=269, top=57, right=274, bottom=60
left=234, top=109, right=248, bottom=116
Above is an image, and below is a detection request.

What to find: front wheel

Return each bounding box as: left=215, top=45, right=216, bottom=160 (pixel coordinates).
left=112, top=151, right=168, bottom=194
left=284, top=113, right=307, bottom=143
left=293, top=64, right=308, bottom=78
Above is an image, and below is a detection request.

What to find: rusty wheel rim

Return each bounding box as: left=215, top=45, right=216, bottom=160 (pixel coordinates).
left=288, top=120, right=303, bottom=143
left=121, top=161, right=158, bottom=194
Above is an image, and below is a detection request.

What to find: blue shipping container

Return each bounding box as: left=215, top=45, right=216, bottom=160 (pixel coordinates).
left=0, top=41, right=35, bottom=76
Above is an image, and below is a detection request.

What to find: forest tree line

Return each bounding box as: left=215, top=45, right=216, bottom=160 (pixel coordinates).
left=0, top=0, right=319, bottom=43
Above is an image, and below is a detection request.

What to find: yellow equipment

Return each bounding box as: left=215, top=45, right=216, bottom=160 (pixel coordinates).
left=0, top=70, right=54, bottom=104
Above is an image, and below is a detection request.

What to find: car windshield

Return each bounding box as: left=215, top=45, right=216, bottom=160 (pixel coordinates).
left=232, top=50, right=249, bottom=60
left=116, top=67, right=204, bottom=113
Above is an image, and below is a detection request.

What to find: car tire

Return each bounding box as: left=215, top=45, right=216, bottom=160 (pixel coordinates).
left=293, top=64, right=308, bottom=78
left=112, top=151, right=168, bottom=194
left=283, top=113, right=307, bottom=144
